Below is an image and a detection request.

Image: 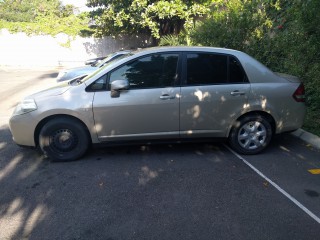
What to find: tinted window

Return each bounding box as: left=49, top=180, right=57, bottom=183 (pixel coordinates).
left=88, top=75, right=107, bottom=91
left=109, top=53, right=179, bottom=89
left=229, top=56, right=247, bottom=83
left=187, top=53, right=228, bottom=85
left=186, top=53, right=247, bottom=85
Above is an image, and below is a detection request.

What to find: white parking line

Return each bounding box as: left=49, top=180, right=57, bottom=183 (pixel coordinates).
left=224, top=144, right=320, bottom=224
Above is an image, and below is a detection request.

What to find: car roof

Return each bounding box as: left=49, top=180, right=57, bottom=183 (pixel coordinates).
left=132, top=46, right=242, bottom=56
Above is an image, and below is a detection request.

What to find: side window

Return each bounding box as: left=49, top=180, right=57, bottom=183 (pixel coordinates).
left=229, top=56, right=248, bottom=83
left=187, top=53, right=228, bottom=85
left=109, top=53, right=179, bottom=89
left=186, top=53, right=248, bottom=85
left=86, top=74, right=107, bottom=91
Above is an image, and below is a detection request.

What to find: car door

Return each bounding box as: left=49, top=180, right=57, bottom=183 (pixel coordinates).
left=180, top=52, right=251, bottom=138
left=92, top=52, right=181, bottom=141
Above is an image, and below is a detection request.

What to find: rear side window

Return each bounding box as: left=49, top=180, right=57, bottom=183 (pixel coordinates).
left=186, top=53, right=247, bottom=85
left=229, top=56, right=247, bottom=83
left=109, top=53, right=179, bottom=89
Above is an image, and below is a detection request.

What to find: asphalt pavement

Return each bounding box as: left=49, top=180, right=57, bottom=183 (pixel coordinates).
left=0, top=68, right=319, bottom=240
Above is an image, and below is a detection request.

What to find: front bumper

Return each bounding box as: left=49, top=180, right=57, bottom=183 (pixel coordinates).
left=9, top=113, right=37, bottom=147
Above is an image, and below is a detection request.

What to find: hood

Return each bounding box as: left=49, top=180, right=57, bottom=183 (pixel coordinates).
left=27, top=81, right=71, bottom=100
left=65, top=66, right=95, bottom=72
left=66, top=66, right=98, bottom=75
left=57, top=66, right=98, bottom=82
left=275, top=72, right=301, bottom=83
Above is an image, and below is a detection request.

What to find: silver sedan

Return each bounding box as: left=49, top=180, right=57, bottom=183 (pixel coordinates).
left=9, top=47, right=306, bottom=161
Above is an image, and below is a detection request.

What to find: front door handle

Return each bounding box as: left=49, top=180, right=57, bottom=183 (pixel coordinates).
left=160, top=94, right=175, bottom=100
left=230, top=90, right=245, bottom=96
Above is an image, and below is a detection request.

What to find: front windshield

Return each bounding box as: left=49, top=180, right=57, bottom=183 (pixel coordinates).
left=93, top=53, right=114, bottom=67
left=80, top=52, right=133, bottom=83
left=94, top=52, right=131, bottom=68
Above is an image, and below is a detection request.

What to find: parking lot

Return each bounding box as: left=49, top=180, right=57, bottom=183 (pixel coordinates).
left=0, top=68, right=320, bottom=240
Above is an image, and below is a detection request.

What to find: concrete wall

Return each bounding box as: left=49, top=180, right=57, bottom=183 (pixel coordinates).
left=0, top=29, right=152, bottom=67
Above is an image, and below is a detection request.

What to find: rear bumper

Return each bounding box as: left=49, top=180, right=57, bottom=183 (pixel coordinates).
left=275, top=104, right=306, bottom=134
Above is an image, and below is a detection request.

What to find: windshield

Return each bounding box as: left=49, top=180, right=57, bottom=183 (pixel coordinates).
left=93, top=53, right=114, bottom=67
left=94, top=52, right=131, bottom=67
left=81, top=52, right=133, bottom=84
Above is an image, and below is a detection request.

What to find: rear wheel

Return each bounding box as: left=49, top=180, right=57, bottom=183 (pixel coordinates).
left=228, top=115, right=272, bottom=155
left=39, top=117, right=89, bottom=161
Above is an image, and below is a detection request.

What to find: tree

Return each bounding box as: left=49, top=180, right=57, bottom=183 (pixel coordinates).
left=87, top=0, right=210, bottom=39
left=0, top=0, right=62, bottom=22
left=190, top=0, right=274, bottom=51
left=0, top=0, right=91, bottom=37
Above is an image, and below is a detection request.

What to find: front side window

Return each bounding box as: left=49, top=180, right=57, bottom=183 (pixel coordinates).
left=186, top=53, right=247, bottom=85
left=109, top=53, right=179, bottom=89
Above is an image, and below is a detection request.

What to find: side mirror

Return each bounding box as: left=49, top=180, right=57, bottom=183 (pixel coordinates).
left=110, top=79, right=129, bottom=98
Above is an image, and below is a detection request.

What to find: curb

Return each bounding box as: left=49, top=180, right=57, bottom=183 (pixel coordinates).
left=291, top=129, right=320, bottom=150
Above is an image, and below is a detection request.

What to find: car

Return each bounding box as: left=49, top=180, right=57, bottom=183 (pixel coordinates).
left=9, top=46, right=306, bottom=161
left=56, top=50, right=131, bottom=82
left=84, top=56, right=106, bottom=66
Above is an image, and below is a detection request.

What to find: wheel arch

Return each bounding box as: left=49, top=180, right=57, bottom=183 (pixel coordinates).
left=34, top=114, right=92, bottom=147
left=230, top=111, right=276, bottom=136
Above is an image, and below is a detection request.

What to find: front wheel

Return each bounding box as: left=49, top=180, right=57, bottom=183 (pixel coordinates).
left=39, top=117, right=90, bottom=161
left=228, top=115, right=273, bottom=155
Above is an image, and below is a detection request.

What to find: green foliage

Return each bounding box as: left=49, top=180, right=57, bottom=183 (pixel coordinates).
left=190, top=0, right=273, bottom=50
left=304, top=108, right=320, bottom=137
left=87, top=0, right=210, bottom=39
left=0, top=0, right=92, bottom=37
left=159, top=33, right=188, bottom=46
left=191, top=0, right=320, bottom=135
left=0, top=0, right=61, bottom=22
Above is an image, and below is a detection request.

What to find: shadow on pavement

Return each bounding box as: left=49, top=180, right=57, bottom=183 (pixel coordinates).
left=1, top=125, right=320, bottom=240
left=37, top=72, right=59, bottom=79
left=0, top=123, right=230, bottom=239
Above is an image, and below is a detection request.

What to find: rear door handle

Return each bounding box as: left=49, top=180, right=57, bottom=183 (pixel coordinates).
left=160, top=94, right=175, bottom=100
left=230, top=90, right=245, bottom=96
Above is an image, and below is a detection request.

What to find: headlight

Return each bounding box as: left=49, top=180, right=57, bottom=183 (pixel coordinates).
left=13, top=99, right=37, bottom=116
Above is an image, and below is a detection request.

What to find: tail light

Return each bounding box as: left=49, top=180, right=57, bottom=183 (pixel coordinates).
left=293, top=83, right=305, bottom=102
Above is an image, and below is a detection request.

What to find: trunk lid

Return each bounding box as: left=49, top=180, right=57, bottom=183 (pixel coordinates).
left=275, top=72, right=301, bottom=83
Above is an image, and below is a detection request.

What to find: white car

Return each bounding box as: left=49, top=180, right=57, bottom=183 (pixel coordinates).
left=56, top=51, right=131, bottom=82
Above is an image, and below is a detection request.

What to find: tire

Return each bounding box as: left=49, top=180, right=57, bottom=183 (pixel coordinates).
left=39, top=117, right=90, bottom=161
left=228, top=115, right=272, bottom=155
